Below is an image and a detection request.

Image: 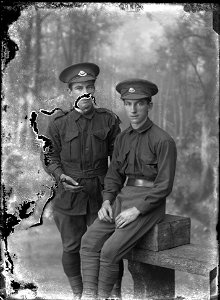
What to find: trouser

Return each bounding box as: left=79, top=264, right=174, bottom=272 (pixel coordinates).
left=53, top=209, right=124, bottom=298
left=53, top=209, right=97, bottom=297
left=80, top=203, right=165, bottom=299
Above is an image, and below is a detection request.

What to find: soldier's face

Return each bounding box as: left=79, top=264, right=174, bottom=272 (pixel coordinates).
left=69, top=80, right=95, bottom=112
left=124, top=99, right=152, bottom=129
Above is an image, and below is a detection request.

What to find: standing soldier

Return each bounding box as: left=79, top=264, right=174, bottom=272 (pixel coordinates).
left=80, top=78, right=177, bottom=299
left=42, top=63, right=122, bottom=299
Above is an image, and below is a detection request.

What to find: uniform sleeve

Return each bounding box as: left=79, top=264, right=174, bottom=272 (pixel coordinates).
left=42, top=120, right=64, bottom=181
left=135, top=139, right=177, bottom=214
left=102, top=135, right=126, bottom=203
left=107, top=114, right=121, bottom=158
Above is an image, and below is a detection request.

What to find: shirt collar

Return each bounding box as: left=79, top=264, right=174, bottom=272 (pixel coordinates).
left=127, top=117, right=153, bottom=134
left=81, top=105, right=95, bottom=119
left=70, top=106, right=95, bottom=121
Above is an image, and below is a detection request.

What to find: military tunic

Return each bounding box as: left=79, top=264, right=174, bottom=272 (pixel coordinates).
left=44, top=106, right=121, bottom=215
left=103, top=117, right=177, bottom=214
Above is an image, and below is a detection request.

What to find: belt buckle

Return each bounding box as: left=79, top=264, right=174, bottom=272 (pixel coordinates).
left=135, top=178, right=154, bottom=187
left=136, top=179, right=145, bottom=186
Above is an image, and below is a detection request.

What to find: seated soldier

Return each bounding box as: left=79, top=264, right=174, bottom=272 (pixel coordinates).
left=80, top=78, right=177, bottom=299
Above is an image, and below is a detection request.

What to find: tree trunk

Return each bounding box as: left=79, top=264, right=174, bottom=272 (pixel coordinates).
left=157, top=78, right=162, bottom=127
left=178, top=103, right=183, bottom=147
left=162, top=71, right=172, bottom=131
left=33, top=10, right=42, bottom=98
left=197, top=113, right=210, bottom=200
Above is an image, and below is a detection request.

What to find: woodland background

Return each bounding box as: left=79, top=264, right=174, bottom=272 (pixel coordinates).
left=1, top=3, right=219, bottom=300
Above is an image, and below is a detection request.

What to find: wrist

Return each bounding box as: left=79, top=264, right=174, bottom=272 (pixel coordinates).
left=53, top=168, right=64, bottom=182
left=103, top=200, right=111, bottom=206
left=133, top=206, right=141, bottom=215
left=60, top=173, right=66, bottom=182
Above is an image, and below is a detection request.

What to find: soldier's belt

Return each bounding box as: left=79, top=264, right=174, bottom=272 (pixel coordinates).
left=126, top=178, right=154, bottom=187
left=62, top=166, right=108, bottom=178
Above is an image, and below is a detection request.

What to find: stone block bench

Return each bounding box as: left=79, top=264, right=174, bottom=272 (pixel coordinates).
left=125, top=214, right=218, bottom=300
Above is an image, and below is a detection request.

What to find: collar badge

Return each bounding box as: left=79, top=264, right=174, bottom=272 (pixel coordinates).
left=129, top=87, right=135, bottom=93
left=78, top=70, right=87, bottom=76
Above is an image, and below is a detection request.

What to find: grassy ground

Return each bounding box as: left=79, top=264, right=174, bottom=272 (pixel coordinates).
left=4, top=211, right=217, bottom=300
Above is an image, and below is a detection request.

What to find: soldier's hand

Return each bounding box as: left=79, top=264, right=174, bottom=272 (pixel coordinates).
left=115, top=207, right=140, bottom=228
left=98, top=200, right=113, bottom=223
left=60, top=174, right=84, bottom=193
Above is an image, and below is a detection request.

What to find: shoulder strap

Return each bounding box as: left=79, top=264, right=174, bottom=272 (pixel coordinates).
left=95, top=107, right=121, bottom=123
left=53, top=108, right=69, bottom=120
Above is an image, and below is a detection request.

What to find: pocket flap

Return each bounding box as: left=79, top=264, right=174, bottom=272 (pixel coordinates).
left=116, top=146, right=130, bottom=164
left=92, top=128, right=110, bottom=140
left=141, top=154, right=157, bottom=165
left=64, top=130, right=79, bottom=142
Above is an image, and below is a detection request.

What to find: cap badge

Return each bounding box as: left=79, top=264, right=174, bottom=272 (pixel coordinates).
left=78, top=70, right=87, bottom=76
left=128, top=87, right=135, bottom=93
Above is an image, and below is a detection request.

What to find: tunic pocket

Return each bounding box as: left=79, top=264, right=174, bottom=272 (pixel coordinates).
left=64, top=131, right=79, bottom=142
left=116, top=147, right=130, bottom=173
left=140, top=155, right=158, bottom=179
left=93, top=128, right=110, bottom=140
left=92, top=128, right=110, bottom=159
left=61, top=130, right=80, bottom=161
left=54, top=186, right=77, bottom=211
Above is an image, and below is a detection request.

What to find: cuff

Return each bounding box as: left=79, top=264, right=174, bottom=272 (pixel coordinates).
left=135, top=198, right=166, bottom=215
left=102, top=192, right=116, bottom=204
left=52, top=167, right=64, bottom=182
left=134, top=202, right=153, bottom=215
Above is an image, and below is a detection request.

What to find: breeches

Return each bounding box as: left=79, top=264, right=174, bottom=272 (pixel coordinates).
left=80, top=203, right=165, bottom=298
left=54, top=209, right=97, bottom=252
left=81, top=202, right=165, bottom=263
left=53, top=209, right=97, bottom=277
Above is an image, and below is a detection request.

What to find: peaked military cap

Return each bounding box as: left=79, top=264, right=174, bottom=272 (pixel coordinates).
left=116, top=79, right=158, bottom=100
left=59, top=62, right=100, bottom=83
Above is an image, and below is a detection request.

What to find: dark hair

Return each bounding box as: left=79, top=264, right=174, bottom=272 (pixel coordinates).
left=145, top=97, right=152, bottom=104
left=68, top=82, right=73, bottom=91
